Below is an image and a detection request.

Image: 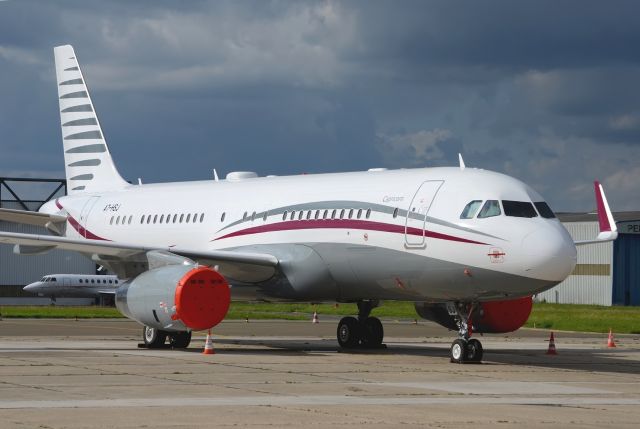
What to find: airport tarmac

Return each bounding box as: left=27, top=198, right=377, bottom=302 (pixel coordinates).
left=1, top=318, right=640, bottom=428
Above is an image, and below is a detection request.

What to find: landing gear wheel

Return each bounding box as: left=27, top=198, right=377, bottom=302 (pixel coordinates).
left=450, top=339, right=467, bottom=364
left=466, top=338, right=483, bottom=362
left=143, top=326, right=167, bottom=348
left=337, top=316, right=360, bottom=348
left=362, top=317, right=384, bottom=347
left=168, top=331, right=192, bottom=349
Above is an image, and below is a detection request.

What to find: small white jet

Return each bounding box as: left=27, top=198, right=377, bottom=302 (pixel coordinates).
left=23, top=274, right=120, bottom=301
left=0, top=46, right=617, bottom=362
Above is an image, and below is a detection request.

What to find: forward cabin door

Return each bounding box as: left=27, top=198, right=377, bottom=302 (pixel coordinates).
left=404, top=180, right=444, bottom=247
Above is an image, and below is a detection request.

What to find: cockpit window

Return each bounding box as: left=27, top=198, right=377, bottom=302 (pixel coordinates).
left=477, top=200, right=501, bottom=218
left=534, top=201, right=556, bottom=219
left=460, top=200, right=483, bottom=219
left=502, top=200, right=537, bottom=218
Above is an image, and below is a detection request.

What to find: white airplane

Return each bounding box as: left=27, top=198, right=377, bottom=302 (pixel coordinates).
left=0, top=45, right=618, bottom=362
left=23, top=274, right=120, bottom=301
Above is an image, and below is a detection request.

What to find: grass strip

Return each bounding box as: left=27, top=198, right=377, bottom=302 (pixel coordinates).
left=2, top=302, right=640, bottom=334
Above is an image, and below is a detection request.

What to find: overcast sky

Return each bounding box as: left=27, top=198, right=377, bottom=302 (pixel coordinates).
left=1, top=0, right=639, bottom=211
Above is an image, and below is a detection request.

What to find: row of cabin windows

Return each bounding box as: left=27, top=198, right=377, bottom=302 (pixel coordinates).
left=281, top=208, right=374, bottom=221
left=109, top=213, right=206, bottom=225
left=78, top=278, right=119, bottom=285
left=460, top=200, right=556, bottom=219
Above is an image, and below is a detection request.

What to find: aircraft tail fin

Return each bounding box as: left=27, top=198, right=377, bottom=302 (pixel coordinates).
left=54, top=45, right=128, bottom=195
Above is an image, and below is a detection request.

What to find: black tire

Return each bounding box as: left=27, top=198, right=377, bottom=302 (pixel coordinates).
left=450, top=339, right=467, bottom=363
left=169, top=331, right=192, bottom=349
left=362, top=317, right=384, bottom=347
left=466, top=338, right=483, bottom=362
left=143, top=326, right=167, bottom=348
left=337, top=316, right=360, bottom=348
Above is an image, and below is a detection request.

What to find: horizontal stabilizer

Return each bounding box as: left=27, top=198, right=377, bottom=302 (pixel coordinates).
left=0, top=208, right=67, bottom=227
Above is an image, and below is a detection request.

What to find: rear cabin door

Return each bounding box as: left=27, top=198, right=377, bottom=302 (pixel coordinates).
left=79, top=196, right=100, bottom=238
left=404, top=180, right=444, bottom=247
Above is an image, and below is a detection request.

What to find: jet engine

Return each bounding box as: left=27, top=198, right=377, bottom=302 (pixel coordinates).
left=414, top=296, right=533, bottom=334
left=116, top=265, right=230, bottom=332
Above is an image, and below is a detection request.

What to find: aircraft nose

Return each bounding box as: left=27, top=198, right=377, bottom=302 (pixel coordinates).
left=23, top=284, right=37, bottom=292
left=522, top=226, right=577, bottom=282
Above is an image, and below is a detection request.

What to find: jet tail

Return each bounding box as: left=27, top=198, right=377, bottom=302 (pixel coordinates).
left=54, top=45, right=128, bottom=194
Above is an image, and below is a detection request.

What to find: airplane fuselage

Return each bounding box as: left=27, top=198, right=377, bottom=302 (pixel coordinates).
left=41, top=166, right=577, bottom=303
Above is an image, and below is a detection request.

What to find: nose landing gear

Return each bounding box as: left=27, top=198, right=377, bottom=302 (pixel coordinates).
left=449, top=302, right=483, bottom=364
left=337, top=300, right=385, bottom=349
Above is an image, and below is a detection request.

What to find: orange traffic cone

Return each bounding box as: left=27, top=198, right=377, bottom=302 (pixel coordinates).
left=312, top=311, right=319, bottom=324
left=546, top=331, right=558, bottom=355
left=202, top=330, right=215, bottom=355
left=607, top=329, right=616, bottom=348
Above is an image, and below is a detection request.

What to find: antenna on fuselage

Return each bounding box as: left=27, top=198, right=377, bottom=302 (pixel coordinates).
left=213, top=169, right=219, bottom=182
left=458, top=153, right=466, bottom=170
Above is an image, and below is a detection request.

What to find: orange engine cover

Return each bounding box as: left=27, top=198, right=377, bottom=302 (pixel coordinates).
left=174, top=267, right=231, bottom=331
left=476, top=296, right=533, bottom=333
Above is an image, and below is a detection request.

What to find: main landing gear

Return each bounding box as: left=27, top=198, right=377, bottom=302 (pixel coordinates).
left=337, top=300, right=384, bottom=349
left=448, top=303, right=483, bottom=364
left=142, top=326, right=192, bottom=349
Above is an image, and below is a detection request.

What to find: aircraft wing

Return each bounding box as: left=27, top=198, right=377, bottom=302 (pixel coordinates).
left=0, top=231, right=279, bottom=283
left=574, top=181, right=618, bottom=246
left=0, top=208, right=67, bottom=227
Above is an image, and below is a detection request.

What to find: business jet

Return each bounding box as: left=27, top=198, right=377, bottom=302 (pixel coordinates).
left=23, top=274, right=119, bottom=302
left=0, top=45, right=617, bottom=362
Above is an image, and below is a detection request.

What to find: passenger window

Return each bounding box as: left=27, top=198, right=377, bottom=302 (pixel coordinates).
left=503, top=200, right=538, bottom=218
left=110, top=216, right=114, bottom=225
left=477, top=200, right=501, bottom=218
left=153, top=215, right=158, bottom=224
left=357, top=209, right=362, bottom=219
left=331, top=209, right=336, bottom=219
left=159, top=215, right=164, bottom=223
left=534, top=202, right=556, bottom=219
left=393, top=208, right=398, bottom=218
left=243, top=212, right=247, bottom=221
left=366, top=208, right=371, bottom=219
left=91, top=279, right=94, bottom=284
left=298, top=211, right=303, bottom=220
left=283, top=211, right=288, bottom=221
left=108, top=280, right=112, bottom=284
left=186, top=214, right=191, bottom=223
left=339, top=209, right=345, bottom=219
left=348, top=209, right=353, bottom=219
left=172, top=214, right=177, bottom=223
left=116, top=216, right=121, bottom=225
left=220, top=212, right=225, bottom=222
left=140, top=215, right=145, bottom=224
left=315, top=210, right=320, bottom=220
left=200, top=213, right=205, bottom=223
left=323, top=210, right=328, bottom=219
left=263, top=212, right=267, bottom=221
left=290, top=211, right=296, bottom=220
left=79, top=279, right=83, bottom=283
left=179, top=214, right=184, bottom=223
left=129, top=215, right=133, bottom=225
left=460, top=200, right=483, bottom=219
left=306, top=211, right=311, bottom=220
left=147, top=215, right=152, bottom=224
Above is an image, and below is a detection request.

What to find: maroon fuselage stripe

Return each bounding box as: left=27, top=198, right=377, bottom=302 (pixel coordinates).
left=55, top=199, right=109, bottom=241
left=212, top=219, right=487, bottom=245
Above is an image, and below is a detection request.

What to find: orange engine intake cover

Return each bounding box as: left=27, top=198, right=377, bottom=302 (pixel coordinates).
left=477, top=296, right=533, bottom=333
left=174, top=267, right=230, bottom=331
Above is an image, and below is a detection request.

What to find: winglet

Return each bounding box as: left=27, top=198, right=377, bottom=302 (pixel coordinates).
left=594, top=181, right=617, bottom=241
left=458, top=153, right=466, bottom=170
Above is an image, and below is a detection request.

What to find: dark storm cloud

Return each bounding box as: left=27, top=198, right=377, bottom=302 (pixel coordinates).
left=1, top=0, right=639, bottom=211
